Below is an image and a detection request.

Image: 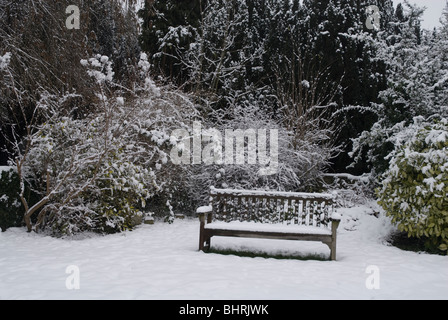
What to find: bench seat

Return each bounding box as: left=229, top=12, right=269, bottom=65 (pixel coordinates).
left=205, top=221, right=332, bottom=236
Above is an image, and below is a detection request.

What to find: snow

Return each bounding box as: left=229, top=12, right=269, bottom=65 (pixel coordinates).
left=324, top=173, right=371, bottom=183
left=0, top=52, right=11, bottom=70
left=204, top=221, right=332, bottom=235
left=0, top=166, right=13, bottom=173
left=0, top=202, right=447, bottom=300
left=196, top=205, right=213, bottom=214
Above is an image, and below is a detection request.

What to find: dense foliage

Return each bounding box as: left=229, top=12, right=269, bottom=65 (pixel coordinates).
left=139, top=0, right=397, bottom=173
left=377, top=119, right=448, bottom=252
left=1, top=0, right=448, bottom=240
left=350, top=2, right=448, bottom=177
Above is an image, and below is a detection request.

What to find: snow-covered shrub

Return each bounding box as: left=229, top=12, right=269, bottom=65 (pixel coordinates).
left=323, top=173, right=375, bottom=208
left=22, top=113, right=155, bottom=235
left=377, top=119, right=448, bottom=252
left=15, top=54, right=199, bottom=235
left=185, top=101, right=336, bottom=206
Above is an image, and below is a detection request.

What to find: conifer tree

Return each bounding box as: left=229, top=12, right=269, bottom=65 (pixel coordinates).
left=298, top=0, right=394, bottom=173
left=139, top=0, right=204, bottom=83
left=351, top=1, right=448, bottom=176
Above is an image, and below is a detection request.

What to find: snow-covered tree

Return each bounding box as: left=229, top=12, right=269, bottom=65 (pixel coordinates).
left=182, top=0, right=268, bottom=108
left=0, top=0, right=142, bottom=164
left=350, top=1, right=448, bottom=177
left=138, top=0, right=203, bottom=84
left=300, top=0, right=395, bottom=172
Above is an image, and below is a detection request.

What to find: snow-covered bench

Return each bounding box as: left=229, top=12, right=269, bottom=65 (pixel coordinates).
left=197, top=187, right=341, bottom=260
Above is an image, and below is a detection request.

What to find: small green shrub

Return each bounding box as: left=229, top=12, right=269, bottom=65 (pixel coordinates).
left=377, top=119, right=448, bottom=253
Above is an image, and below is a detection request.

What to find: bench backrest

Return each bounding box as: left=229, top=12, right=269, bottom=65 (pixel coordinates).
left=209, top=187, right=334, bottom=228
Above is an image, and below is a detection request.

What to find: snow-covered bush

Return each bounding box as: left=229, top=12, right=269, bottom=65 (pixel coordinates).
left=14, top=54, right=198, bottom=235
left=184, top=101, right=337, bottom=206
left=377, top=119, right=448, bottom=252
left=323, top=173, right=374, bottom=208
left=25, top=114, right=157, bottom=235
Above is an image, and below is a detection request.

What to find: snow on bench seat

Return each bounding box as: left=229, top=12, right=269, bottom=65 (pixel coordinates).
left=204, top=221, right=332, bottom=236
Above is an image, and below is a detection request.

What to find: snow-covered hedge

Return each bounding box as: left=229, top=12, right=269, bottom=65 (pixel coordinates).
left=377, top=119, right=448, bottom=252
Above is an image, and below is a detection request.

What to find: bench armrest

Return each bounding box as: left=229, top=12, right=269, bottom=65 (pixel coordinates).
left=197, top=205, right=213, bottom=227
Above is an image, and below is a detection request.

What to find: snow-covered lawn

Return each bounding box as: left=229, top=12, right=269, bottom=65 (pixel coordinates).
left=0, top=202, right=447, bottom=300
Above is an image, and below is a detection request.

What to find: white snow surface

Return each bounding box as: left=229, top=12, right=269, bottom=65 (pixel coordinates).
left=196, top=205, right=213, bottom=214
left=0, top=166, right=13, bottom=173
left=1, top=202, right=448, bottom=300
left=204, top=221, right=332, bottom=235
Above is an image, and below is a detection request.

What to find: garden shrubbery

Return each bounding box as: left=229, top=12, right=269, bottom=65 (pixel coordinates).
left=377, top=119, right=448, bottom=253
left=6, top=54, right=198, bottom=236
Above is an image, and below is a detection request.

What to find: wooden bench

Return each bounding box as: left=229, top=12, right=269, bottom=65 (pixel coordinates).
left=197, top=187, right=341, bottom=260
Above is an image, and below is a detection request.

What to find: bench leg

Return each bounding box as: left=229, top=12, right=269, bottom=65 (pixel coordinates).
left=198, top=212, right=213, bottom=252
left=330, top=220, right=340, bottom=261
left=329, top=241, right=336, bottom=261
left=199, top=232, right=205, bottom=251
left=199, top=215, right=205, bottom=251
left=199, top=235, right=211, bottom=252
left=205, top=236, right=211, bottom=251
left=322, top=239, right=337, bottom=261
left=199, top=224, right=211, bottom=252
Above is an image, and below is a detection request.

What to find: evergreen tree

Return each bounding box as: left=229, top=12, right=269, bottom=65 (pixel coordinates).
left=351, top=1, right=448, bottom=176
left=183, top=0, right=270, bottom=110
left=299, top=0, right=394, bottom=173
left=89, top=0, right=141, bottom=84
left=139, top=0, right=204, bottom=83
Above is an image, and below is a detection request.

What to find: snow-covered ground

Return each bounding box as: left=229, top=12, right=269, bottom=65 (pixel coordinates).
left=0, top=202, right=447, bottom=300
